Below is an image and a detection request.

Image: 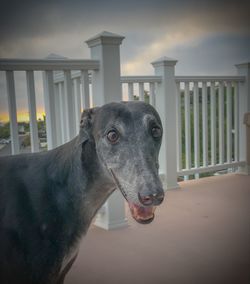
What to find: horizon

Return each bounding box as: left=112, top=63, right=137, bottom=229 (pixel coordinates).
left=0, top=110, right=45, bottom=124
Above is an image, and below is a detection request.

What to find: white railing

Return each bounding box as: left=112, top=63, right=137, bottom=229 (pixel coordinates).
left=0, top=31, right=249, bottom=230
left=175, top=76, right=246, bottom=179
left=0, top=59, right=99, bottom=153
left=48, top=58, right=250, bottom=186
left=52, top=73, right=162, bottom=107
left=51, top=70, right=93, bottom=146
left=0, top=32, right=129, bottom=231
left=121, top=76, right=161, bottom=106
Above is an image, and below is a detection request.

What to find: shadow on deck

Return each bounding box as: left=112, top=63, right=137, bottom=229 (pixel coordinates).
left=66, top=174, right=250, bottom=284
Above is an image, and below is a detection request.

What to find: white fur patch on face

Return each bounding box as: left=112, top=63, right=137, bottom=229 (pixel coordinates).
left=142, top=114, right=157, bottom=128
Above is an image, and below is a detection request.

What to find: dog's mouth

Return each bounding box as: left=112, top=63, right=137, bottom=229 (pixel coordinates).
left=128, top=203, right=156, bottom=224
left=109, top=169, right=156, bottom=224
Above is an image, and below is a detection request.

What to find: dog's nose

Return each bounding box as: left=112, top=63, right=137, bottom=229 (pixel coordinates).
left=138, top=191, right=164, bottom=206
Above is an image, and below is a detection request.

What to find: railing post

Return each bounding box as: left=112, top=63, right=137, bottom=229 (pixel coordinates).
left=86, top=31, right=128, bottom=230
left=86, top=31, right=124, bottom=105
left=152, top=57, right=179, bottom=189
left=236, top=62, right=250, bottom=174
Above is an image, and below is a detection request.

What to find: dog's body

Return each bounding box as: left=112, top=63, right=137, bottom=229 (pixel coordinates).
left=0, top=102, right=164, bottom=283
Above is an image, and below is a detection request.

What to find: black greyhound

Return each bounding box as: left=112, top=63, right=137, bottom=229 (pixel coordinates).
left=0, top=101, right=164, bottom=284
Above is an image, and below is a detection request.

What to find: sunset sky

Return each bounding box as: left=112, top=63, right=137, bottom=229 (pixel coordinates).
left=0, top=0, right=249, bottom=122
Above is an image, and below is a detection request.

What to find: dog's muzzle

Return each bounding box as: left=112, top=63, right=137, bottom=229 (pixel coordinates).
left=109, top=169, right=164, bottom=224
left=128, top=202, right=156, bottom=224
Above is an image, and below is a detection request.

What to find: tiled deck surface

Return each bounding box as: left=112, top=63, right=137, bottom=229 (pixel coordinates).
left=65, top=174, right=250, bottom=284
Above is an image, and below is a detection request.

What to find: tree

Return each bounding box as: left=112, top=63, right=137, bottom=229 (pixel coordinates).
left=0, top=123, right=10, bottom=139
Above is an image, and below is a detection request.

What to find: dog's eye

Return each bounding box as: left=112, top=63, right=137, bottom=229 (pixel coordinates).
left=107, top=130, right=119, bottom=144
left=151, top=127, right=162, bottom=138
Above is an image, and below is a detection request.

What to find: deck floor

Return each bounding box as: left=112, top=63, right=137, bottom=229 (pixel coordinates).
left=65, top=174, right=250, bottom=284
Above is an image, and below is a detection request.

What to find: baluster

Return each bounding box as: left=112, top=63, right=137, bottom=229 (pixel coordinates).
left=43, top=70, right=57, bottom=150
left=233, top=82, right=239, bottom=161
left=184, top=82, right=191, bottom=170
left=176, top=82, right=182, bottom=171
left=64, top=70, right=76, bottom=141
left=218, top=81, right=225, bottom=164
left=74, top=78, right=81, bottom=131
left=210, top=81, right=216, bottom=165
left=6, top=71, right=19, bottom=154
left=149, top=82, right=156, bottom=106
left=128, top=82, right=134, bottom=101
left=139, top=82, right=144, bottom=101
left=54, top=82, right=63, bottom=146
left=202, top=81, right=208, bottom=166
left=58, top=82, right=67, bottom=144
left=226, top=82, right=232, bottom=163
left=81, top=70, right=90, bottom=109
left=193, top=81, right=200, bottom=178
left=26, top=70, right=39, bottom=152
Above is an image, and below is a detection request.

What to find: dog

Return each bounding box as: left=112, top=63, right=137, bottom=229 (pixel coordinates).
left=0, top=101, right=164, bottom=283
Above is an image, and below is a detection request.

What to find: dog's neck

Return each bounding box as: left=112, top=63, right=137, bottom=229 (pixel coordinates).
left=79, top=137, right=116, bottom=227
left=47, top=136, right=116, bottom=234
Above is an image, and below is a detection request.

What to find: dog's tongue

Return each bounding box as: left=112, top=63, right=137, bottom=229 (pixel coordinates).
left=128, top=203, right=156, bottom=224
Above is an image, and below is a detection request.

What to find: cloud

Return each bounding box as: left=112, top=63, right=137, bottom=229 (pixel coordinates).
left=0, top=0, right=249, bottom=47
left=122, top=26, right=208, bottom=74
left=121, top=6, right=250, bottom=75
left=174, top=34, right=250, bottom=75
left=0, top=0, right=249, bottom=118
left=1, top=0, right=249, bottom=71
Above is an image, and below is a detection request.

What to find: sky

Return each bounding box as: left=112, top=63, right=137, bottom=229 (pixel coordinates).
left=0, top=0, right=249, bottom=121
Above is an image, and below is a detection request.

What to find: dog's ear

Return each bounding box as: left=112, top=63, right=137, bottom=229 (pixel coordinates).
left=77, top=107, right=99, bottom=145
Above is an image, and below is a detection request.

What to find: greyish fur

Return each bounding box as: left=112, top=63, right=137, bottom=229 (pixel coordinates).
left=0, top=101, right=164, bottom=284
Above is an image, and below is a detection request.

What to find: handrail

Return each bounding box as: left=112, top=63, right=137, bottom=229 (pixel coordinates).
left=121, top=76, right=162, bottom=83
left=53, top=74, right=163, bottom=84
left=178, top=161, right=246, bottom=176
left=175, top=76, right=245, bottom=82
left=0, top=59, right=100, bottom=71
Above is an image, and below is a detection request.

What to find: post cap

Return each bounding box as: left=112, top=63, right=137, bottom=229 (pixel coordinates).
left=86, top=31, right=125, bottom=48
left=151, top=56, right=178, bottom=68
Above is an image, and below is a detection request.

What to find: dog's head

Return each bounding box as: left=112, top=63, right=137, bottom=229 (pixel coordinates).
left=79, top=101, right=164, bottom=224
